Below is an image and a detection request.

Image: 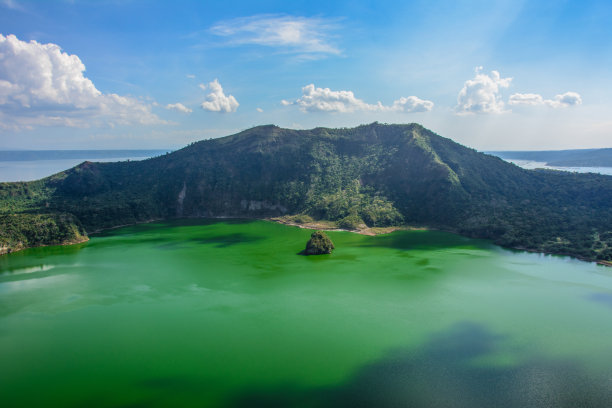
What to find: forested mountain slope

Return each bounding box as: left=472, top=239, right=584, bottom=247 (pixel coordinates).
left=1, top=123, right=611, bottom=262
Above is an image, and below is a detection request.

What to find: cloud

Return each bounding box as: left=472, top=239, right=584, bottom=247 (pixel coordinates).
left=507, top=93, right=543, bottom=106
left=256, top=107, right=263, bottom=112
left=457, top=67, right=583, bottom=114
left=509, top=91, right=582, bottom=108
left=199, top=79, right=239, bottom=113
left=165, top=103, right=192, bottom=114
left=0, top=34, right=164, bottom=130
left=391, top=96, right=434, bottom=113
left=456, top=67, right=512, bottom=114
left=186, top=74, right=195, bottom=79
left=283, top=84, right=433, bottom=113
left=552, top=92, right=582, bottom=107
left=290, top=84, right=371, bottom=112
left=210, top=14, right=341, bottom=57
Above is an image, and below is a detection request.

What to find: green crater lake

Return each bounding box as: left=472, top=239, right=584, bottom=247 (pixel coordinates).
left=2, top=219, right=612, bottom=407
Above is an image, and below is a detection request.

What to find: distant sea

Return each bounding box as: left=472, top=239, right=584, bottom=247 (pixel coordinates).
left=2, top=150, right=611, bottom=183
left=503, top=159, right=612, bottom=176
left=0, top=150, right=170, bottom=182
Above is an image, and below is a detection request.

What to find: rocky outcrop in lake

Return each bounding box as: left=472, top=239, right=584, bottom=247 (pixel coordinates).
left=303, top=231, right=335, bottom=255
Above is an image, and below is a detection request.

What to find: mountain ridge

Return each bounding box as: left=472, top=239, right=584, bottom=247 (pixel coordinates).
left=1, top=122, right=611, bottom=263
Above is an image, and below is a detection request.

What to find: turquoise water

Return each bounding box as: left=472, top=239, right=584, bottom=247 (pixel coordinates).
left=1, top=219, right=612, bottom=407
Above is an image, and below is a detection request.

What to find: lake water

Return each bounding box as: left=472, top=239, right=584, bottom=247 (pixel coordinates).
left=1, top=219, right=612, bottom=407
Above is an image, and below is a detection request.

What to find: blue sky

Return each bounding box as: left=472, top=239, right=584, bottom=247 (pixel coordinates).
left=0, top=0, right=611, bottom=150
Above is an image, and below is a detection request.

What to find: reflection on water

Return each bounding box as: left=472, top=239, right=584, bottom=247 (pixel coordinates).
left=587, top=292, right=612, bottom=308
left=231, top=323, right=612, bottom=408
left=1, top=264, right=55, bottom=276
left=1, top=219, right=612, bottom=407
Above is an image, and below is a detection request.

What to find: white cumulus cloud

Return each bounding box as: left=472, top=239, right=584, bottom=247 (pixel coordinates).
left=291, top=84, right=371, bottom=112
left=456, top=67, right=512, bottom=114
left=284, top=84, right=433, bottom=113
left=507, top=93, right=544, bottom=106
left=510, top=91, right=582, bottom=108
left=200, top=79, right=239, bottom=113
left=552, top=91, right=582, bottom=107
left=165, top=102, right=192, bottom=114
left=210, top=14, right=341, bottom=57
left=0, top=34, right=164, bottom=130
left=391, top=96, right=434, bottom=113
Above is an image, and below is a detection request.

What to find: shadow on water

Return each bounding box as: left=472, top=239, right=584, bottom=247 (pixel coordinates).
left=587, top=292, right=612, bottom=309
left=87, top=219, right=264, bottom=250
left=190, top=233, right=265, bottom=248
left=138, top=376, right=215, bottom=394
left=361, top=230, right=494, bottom=252
left=227, top=322, right=612, bottom=408
left=0, top=243, right=87, bottom=277
left=85, top=232, right=265, bottom=251
left=0, top=240, right=86, bottom=263
left=415, top=258, right=430, bottom=266
left=81, top=323, right=612, bottom=407
left=72, top=377, right=221, bottom=408
left=91, top=218, right=257, bottom=238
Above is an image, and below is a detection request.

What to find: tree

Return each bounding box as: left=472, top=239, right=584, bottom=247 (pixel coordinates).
left=303, top=231, right=335, bottom=255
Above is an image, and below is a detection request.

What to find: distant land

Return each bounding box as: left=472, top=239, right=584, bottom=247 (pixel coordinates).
left=0, top=150, right=170, bottom=161
left=489, top=148, right=612, bottom=168
left=0, top=123, right=611, bottom=264
left=0, top=150, right=170, bottom=182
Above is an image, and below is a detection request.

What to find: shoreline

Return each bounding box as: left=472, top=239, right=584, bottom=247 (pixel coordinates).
left=267, top=216, right=426, bottom=236
left=0, top=215, right=609, bottom=268
left=0, top=235, right=89, bottom=256
left=89, top=218, right=163, bottom=235
left=510, top=245, right=612, bottom=268
left=269, top=219, right=612, bottom=267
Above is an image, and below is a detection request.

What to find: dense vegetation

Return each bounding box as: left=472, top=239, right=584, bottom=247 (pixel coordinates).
left=0, top=212, right=87, bottom=254
left=303, top=231, right=335, bottom=255
left=1, top=122, right=611, bottom=263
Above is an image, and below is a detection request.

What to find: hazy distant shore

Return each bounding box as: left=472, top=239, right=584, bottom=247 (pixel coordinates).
left=0, top=149, right=169, bottom=182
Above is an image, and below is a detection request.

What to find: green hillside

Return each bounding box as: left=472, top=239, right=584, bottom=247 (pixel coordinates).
left=1, top=123, right=611, bottom=263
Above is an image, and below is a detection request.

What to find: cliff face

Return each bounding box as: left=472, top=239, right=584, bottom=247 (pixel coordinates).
left=1, top=122, right=611, bottom=262
left=47, top=123, right=471, bottom=227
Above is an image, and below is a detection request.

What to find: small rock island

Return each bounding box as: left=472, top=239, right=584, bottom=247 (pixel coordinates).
left=303, top=231, right=335, bottom=255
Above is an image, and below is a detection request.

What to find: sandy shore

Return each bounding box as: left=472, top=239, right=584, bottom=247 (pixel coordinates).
left=267, top=216, right=425, bottom=236
left=2, top=215, right=609, bottom=268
